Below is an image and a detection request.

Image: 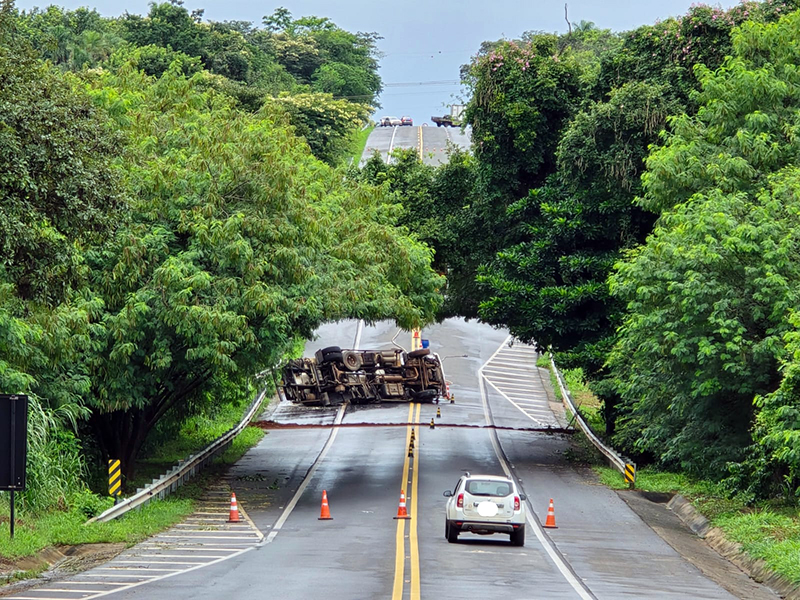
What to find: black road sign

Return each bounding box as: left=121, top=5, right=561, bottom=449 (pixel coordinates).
left=0, top=394, right=29, bottom=490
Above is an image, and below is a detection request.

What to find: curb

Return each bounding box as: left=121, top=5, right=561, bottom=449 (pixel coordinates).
left=668, top=494, right=800, bottom=599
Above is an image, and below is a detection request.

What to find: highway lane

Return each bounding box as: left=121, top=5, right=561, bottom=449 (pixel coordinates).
left=361, top=125, right=471, bottom=167
left=7, top=319, right=779, bottom=599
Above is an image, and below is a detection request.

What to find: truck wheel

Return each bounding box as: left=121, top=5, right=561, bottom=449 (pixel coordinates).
left=413, top=389, right=438, bottom=402
left=510, top=526, right=525, bottom=547
left=436, top=122, right=442, bottom=127
left=342, top=350, right=363, bottom=371
left=319, top=346, right=342, bottom=363
left=322, top=351, right=343, bottom=364
left=408, top=348, right=430, bottom=358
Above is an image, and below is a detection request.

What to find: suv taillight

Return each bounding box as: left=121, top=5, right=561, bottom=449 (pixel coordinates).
left=514, top=496, right=521, bottom=511
left=457, top=493, right=464, bottom=508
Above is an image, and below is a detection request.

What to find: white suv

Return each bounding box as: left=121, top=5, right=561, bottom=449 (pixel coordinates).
left=443, top=473, right=527, bottom=546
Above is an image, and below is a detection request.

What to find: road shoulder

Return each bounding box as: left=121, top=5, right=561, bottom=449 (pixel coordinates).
left=617, top=490, right=783, bottom=600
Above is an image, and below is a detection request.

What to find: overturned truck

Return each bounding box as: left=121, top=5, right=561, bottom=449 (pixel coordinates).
left=281, top=346, right=446, bottom=406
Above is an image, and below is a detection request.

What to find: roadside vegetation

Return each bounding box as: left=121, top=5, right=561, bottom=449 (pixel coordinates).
left=0, top=0, right=442, bottom=565
left=348, top=124, right=375, bottom=166
left=597, top=465, right=800, bottom=584
left=365, top=1, right=800, bottom=507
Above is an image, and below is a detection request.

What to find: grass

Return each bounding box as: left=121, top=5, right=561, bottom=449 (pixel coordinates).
left=594, top=464, right=800, bottom=583
left=0, top=484, right=200, bottom=561
left=0, top=392, right=267, bottom=570
left=133, top=394, right=269, bottom=488
left=537, top=355, right=606, bottom=436
left=0, top=422, right=265, bottom=566
left=348, top=124, right=374, bottom=166
left=542, top=355, right=800, bottom=585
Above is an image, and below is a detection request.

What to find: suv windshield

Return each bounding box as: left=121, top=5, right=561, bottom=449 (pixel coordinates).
left=465, top=480, right=511, bottom=497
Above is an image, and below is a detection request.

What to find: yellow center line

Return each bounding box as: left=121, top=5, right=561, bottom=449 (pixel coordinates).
left=409, top=403, right=421, bottom=600
left=392, top=403, right=415, bottom=600
left=418, top=127, right=423, bottom=160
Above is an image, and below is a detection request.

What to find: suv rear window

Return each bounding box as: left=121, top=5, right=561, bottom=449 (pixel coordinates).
left=465, top=480, right=511, bottom=497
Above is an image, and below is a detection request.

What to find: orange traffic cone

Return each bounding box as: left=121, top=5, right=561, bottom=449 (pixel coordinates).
left=393, top=490, right=411, bottom=520
left=543, top=498, right=557, bottom=529
left=319, top=490, right=333, bottom=520
left=227, top=492, right=240, bottom=523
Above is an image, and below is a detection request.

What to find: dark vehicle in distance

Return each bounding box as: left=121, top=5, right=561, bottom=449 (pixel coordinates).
left=281, top=346, right=446, bottom=406
left=431, top=115, right=460, bottom=127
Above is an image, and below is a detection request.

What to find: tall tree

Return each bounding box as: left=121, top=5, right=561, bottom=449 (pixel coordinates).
left=610, top=11, right=800, bottom=474
left=83, top=66, right=441, bottom=476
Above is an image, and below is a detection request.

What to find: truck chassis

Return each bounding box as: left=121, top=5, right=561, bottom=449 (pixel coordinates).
left=281, top=346, right=446, bottom=406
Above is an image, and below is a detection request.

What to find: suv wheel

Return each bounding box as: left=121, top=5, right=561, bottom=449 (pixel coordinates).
left=446, top=520, right=459, bottom=543
left=510, top=526, right=525, bottom=546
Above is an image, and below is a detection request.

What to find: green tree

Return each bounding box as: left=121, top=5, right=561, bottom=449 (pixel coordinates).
left=609, top=172, right=800, bottom=474
left=609, top=11, right=800, bottom=474
left=0, top=22, right=124, bottom=305
left=83, top=66, right=441, bottom=476
left=270, top=91, right=371, bottom=164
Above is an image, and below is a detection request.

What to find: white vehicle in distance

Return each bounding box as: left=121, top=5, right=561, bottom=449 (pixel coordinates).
left=380, top=116, right=402, bottom=127
left=443, top=473, right=526, bottom=546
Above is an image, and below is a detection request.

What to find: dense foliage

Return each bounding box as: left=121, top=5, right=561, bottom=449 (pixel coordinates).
left=0, top=0, right=440, bottom=511
left=15, top=2, right=381, bottom=164
left=372, top=1, right=800, bottom=493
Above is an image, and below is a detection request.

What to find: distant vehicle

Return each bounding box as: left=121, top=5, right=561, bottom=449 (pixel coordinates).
left=443, top=473, right=527, bottom=546
left=380, top=116, right=402, bottom=127
left=431, top=104, right=465, bottom=127
left=431, top=115, right=458, bottom=127
left=401, top=116, right=413, bottom=126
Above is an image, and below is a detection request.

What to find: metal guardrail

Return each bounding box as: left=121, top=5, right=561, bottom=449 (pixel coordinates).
left=549, top=353, right=635, bottom=484
left=88, top=387, right=270, bottom=523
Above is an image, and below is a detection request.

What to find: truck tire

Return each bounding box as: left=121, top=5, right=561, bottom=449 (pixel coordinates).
left=342, top=350, right=363, bottom=371
left=319, top=346, right=342, bottom=363
left=436, top=122, right=442, bottom=127
left=413, top=389, right=438, bottom=402
left=408, top=348, right=430, bottom=358
left=510, top=526, right=525, bottom=546
left=321, top=351, right=343, bottom=364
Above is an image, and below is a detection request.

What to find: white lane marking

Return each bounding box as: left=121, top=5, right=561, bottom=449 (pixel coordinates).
left=354, top=319, right=364, bottom=349
left=481, top=366, right=536, bottom=374
left=52, top=582, right=136, bottom=586
left=479, top=340, right=595, bottom=600
left=80, top=574, right=159, bottom=579
left=262, top=403, right=347, bottom=544
left=94, top=568, right=183, bottom=572
left=138, top=546, right=246, bottom=551
left=113, top=561, right=206, bottom=566
left=72, top=548, right=256, bottom=599
left=483, top=372, right=537, bottom=382
left=387, top=127, right=399, bottom=164
left=483, top=378, right=550, bottom=426
left=154, top=535, right=256, bottom=539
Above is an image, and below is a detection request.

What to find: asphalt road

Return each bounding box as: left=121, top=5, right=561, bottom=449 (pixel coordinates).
left=6, top=319, right=780, bottom=600
left=362, top=125, right=471, bottom=167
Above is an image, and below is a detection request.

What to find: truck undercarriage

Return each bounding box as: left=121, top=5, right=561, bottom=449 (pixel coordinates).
left=281, top=346, right=446, bottom=406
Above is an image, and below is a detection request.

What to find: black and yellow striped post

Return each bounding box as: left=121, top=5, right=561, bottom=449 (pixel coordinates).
left=108, top=459, right=122, bottom=503
left=624, top=463, right=636, bottom=489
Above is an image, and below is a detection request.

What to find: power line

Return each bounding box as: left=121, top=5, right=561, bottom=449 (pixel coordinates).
left=383, top=80, right=461, bottom=87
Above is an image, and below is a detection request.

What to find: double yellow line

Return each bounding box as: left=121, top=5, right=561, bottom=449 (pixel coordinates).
left=417, top=127, right=424, bottom=160
left=392, top=403, right=421, bottom=600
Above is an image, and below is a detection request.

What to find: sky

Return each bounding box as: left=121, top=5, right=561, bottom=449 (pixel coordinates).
left=15, top=0, right=743, bottom=124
